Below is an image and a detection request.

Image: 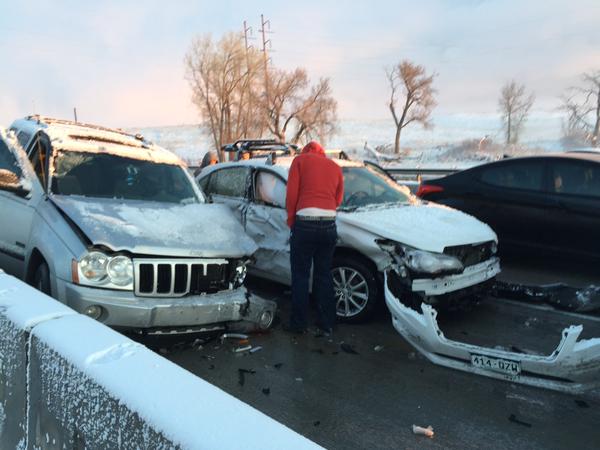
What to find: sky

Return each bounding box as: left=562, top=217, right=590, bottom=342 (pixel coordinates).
left=0, top=0, right=598, bottom=128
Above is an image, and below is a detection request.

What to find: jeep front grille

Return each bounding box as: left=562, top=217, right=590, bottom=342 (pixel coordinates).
left=134, top=258, right=230, bottom=297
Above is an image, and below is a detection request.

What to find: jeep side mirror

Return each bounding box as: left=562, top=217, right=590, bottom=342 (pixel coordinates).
left=0, top=169, right=30, bottom=197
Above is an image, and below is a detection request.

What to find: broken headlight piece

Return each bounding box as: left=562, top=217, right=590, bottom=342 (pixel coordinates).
left=376, top=239, right=464, bottom=276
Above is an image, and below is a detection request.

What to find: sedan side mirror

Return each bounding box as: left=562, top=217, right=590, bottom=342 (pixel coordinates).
left=0, top=169, right=30, bottom=197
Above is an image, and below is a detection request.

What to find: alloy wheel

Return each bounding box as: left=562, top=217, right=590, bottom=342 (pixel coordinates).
left=332, top=266, right=370, bottom=318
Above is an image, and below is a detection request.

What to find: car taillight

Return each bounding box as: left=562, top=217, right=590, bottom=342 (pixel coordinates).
left=416, top=184, right=444, bottom=198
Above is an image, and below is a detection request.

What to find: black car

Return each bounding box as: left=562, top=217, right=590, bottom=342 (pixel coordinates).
left=416, top=152, right=600, bottom=259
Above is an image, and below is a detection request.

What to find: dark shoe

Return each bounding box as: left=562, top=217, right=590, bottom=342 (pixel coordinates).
left=282, top=324, right=307, bottom=335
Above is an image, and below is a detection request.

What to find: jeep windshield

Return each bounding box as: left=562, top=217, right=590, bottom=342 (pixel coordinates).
left=51, top=151, right=200, bottom=204
left=340, top=166, right=411, bottom=210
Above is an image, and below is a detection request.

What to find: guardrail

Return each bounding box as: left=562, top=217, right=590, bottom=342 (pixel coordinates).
left=0, top=271, right=321, bottom=449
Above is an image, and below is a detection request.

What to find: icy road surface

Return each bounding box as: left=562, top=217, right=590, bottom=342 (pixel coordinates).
left=156, top=257, right=600, bottom=450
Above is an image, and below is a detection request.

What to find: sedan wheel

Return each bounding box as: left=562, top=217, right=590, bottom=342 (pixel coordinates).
left=333, top=266, right=369, bottom=318
left=330, top=255, right=378, bottom=323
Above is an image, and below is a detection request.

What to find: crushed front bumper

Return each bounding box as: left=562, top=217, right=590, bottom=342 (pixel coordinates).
left=385, top=271, right=600, bottom=393
left=411, top=257, right=501, bottom=296
left=58, top=280, right=276, bottom=332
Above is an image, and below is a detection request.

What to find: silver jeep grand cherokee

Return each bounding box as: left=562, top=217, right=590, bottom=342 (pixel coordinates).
left=0, top=116, right=275, bottom=333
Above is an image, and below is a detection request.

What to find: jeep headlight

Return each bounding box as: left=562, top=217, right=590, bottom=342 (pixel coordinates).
left=75, top=251, right=133, bottom=290
left=404, top=248, right=463, bottom=275
left=232, top=260, right=248, bottom=288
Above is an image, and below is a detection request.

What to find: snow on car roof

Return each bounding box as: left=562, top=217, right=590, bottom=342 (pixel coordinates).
left=22, top=116, right=184, bottom=166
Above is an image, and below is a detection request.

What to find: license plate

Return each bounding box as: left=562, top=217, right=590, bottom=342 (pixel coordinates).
left=471, top=354, right=521, bottom=376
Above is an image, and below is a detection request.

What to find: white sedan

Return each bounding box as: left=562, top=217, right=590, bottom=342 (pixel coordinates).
left=198, top=156, right=500, bottom=322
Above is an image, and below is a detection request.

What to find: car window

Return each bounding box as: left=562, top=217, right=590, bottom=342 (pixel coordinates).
left=550, top=160, right=600, bottom=198
left=51, top=151, right=199, bottom=204
left=0, top=139, right=23, bottom=178
left=28, top=135, right=50, bottom=188
left=341, top=166, right=411, bottom=209
left=206, top=167, right=250, bottom=198
left=479, top=161, right=543, bottom=191
left=255, top=170, right=286, bottom=208
left=16, top=131, right=32, bottom=149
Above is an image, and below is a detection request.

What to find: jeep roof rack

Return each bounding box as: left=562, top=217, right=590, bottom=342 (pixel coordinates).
left=26, top=115, right=146, bottom=142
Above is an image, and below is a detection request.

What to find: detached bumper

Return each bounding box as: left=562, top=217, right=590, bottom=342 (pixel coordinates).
left=59, top=281, right=276, bottom=331
left=385, top=272, right=600, bottom=393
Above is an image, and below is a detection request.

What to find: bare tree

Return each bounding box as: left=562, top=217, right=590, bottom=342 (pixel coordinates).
left=261, top=67, right=338, bottom=144
left=185, top=33, right=263, bottom=160
left=498, top=80, right=535, bottom=146
left=386, top=61, right=436, bottom=154
left=560, top=70, right=600, bottom=147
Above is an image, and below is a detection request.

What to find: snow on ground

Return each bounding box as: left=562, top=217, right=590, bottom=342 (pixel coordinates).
left=130, top=112, right=567, bottom=168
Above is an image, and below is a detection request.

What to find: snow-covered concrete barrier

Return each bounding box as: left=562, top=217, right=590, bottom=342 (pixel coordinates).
left=0, top=272, right=321, bottom=449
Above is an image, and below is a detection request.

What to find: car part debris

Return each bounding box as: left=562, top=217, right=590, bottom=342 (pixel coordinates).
left=295, top=377, right=303, bottom=382
left=234, top=345, right=252, bottom=353
left=508, top=414, right=532, bottom=428
left=273, top=363, right=283, bottom=370
left=238, top=368, right=256, bottom=386
left=412, top=425, right=434, bottom=438
left=221, top=333, right=249, bottom=342
left=250, top=346, right=263, bottom=353
left=341, top=343, right=359, bottom=355
left=385, top=271, right=600, bottom=393
left=374, top=345, right=384, bottom=352
left=494, top=281, right=600, bottom=313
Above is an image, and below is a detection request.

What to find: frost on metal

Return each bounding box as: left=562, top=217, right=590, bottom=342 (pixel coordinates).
left=51, top=195, right=258, bottom=258
left=29, top=338, right=178, bottom=449
left=384, top=270, right=600, bottom=393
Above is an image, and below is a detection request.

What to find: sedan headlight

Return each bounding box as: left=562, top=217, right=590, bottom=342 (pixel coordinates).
left=376, top=239, right=463, bottom=276
left=75, top=251, right=133, bottom=290
left=403, top=248, right=464, bottom=275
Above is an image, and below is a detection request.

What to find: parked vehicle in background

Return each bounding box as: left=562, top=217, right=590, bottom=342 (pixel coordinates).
left=0, top=117, right=275, bottom=334
left=197, top=154, right=500, bottom=323
left=416, top=153, right=600, bottom=260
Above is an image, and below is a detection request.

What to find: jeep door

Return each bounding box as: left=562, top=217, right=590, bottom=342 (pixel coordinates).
left=0, top=133, right=44, bottom=278
left=245, top=169, right=291, bottom=284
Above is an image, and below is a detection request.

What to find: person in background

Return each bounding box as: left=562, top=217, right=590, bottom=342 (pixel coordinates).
left=285, top=141, right=344, bottom=335
left=194, top=151, right=218, bottom=177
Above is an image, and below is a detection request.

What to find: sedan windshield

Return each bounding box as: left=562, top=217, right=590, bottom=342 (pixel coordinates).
left=51, top=151, right=200, bottom=204
left=341, top=166, right=411, bottom=209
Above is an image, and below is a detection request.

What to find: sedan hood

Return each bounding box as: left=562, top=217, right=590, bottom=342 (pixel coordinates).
left=338, top=202, right=496, bottom=253
left=52, top=195, right=258, bottom=258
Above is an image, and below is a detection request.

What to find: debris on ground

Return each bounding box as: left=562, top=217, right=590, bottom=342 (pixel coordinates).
left=208, top=364, right=215, bottom=370
left=295, top=377, right=303, bottom=382
left=494, top=281, right=600, bottom=313
left=238, top=368, right=256, bottom=386
left=274, top=363, right=283, bottom=370
left=313, top=421, right=321, bottom=427
left=412, top=425, right=434, bottom=438
left=340, top=343, right=359, bottom=355
left=508, top=414, right=532, bottom=428
left=374, top=345, right=384, bottom=352
left=250, top=346, right=263, bottom=353
left=234, top=345, right=252, bottom=353
left=575, top=400, right=590, bottom=409
left=221, top=333, right=249, bottom=342
left=262, top=387, right=270, bottom=396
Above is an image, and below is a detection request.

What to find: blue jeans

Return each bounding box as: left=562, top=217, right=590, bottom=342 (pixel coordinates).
left=289, top=218, right=337, bottom=330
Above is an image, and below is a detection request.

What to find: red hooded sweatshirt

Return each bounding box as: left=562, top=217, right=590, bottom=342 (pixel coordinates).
left=286, top=141, right=344, bottom=228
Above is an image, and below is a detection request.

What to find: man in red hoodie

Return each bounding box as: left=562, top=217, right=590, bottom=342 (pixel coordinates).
left=285, top=141, right=344, bottom=334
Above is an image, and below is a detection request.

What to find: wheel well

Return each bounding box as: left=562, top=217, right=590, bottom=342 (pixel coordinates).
left=333, top=247, right=378, bottom=278
left=26, top=248, right=46, bottom=285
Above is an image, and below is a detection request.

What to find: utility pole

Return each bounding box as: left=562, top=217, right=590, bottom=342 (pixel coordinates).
left=259, top=14, right=272, bottom=105
left=73, top=107, right=78, bottom=123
